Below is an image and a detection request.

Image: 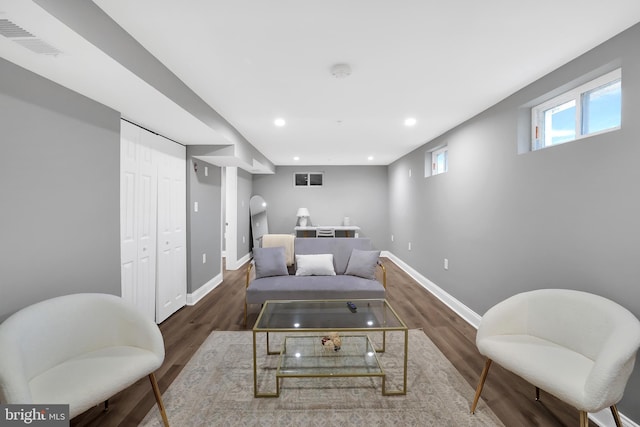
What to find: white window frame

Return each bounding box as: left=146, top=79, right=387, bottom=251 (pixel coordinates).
left=430, top=146, right=448, bottom=176
left=531, top=68, right=621, bottom=151
left=293, top=172, right=324, bottom=187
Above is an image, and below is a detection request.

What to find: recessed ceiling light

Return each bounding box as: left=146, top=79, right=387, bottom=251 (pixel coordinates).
left=367, top=156, right=374, bottom=161
left=404, top=117, right=417, bottom=126
left=293, top=156, right=300, bottom=161
left=274, top=118, right=286, bottom=127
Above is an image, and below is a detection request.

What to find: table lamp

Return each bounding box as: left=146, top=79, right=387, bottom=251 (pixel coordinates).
left=297, top=208, right=310, bottom=226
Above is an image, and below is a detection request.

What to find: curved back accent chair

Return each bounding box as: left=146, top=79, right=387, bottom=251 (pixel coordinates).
left=0, top=293, right=169, bottom=426
left=471, top=289, right=640, bottom=427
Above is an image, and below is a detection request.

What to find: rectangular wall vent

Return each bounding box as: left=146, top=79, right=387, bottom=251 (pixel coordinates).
left=0, top=18, right=62, bottom=56
left=0, top=19, right=34, bottom=38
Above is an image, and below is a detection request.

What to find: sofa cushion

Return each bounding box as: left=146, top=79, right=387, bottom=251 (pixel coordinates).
left=295, top=254, right=336, bottom=276
left=294, top=238, right=373, bottom=274
left=29, top=346, right=162, bottom=416
left=246, top=275, right=385, bottom=305
left=253, top=247, right=288, bottom=279
left=478, top=334, right=594, bottom=410
left=345, top=249, right=381, bottom=280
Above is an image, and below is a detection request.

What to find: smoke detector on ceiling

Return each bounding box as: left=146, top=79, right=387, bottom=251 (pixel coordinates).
left=330, top=63, right=352, bottom=79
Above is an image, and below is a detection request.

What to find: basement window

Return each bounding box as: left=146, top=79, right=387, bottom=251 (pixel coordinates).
left=426, top=146, right=448, bottom=177
left=294, top=172, right=324, bottom=187
left=531, top=68, right=621, bottom=151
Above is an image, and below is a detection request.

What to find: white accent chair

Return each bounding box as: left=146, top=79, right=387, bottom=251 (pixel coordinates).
left=471, top=289, right=640, bottom=427
left=0, top=293, right=169, bottom=426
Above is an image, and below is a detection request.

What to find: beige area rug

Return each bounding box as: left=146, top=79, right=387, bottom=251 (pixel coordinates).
left=141, top=329, right=502, bottom=426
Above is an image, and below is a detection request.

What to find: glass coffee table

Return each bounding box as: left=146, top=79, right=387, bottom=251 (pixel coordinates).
left=252, top=299, right=408, bottom=397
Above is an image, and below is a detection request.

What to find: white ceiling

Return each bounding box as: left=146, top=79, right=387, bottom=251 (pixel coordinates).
left=0, top=0, right=230, bottom=147
left=2, top=1, right=640, bottom=167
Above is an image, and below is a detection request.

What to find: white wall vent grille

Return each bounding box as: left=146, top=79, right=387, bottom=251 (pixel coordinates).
left=0, top=19, right=34, bottom=38
left=0, top=18, right=62, bottom=56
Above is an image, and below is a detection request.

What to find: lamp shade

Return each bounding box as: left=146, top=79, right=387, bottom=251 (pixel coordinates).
left=296, top=208, right=310, bottom=218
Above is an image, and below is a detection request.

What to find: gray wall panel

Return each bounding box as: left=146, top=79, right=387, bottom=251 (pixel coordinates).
left=237, top=168, right=252, bottom=259
left=0, top=58, right=121, bottom=322
left=252, top=166, right=389, bottom=250
left=186, top=151, right=222, bottom=294
left=388, top=23, right=640, bottom=419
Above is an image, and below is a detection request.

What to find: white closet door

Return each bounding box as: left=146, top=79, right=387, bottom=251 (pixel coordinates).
left=136, top=138, right=158, bottom=320
left=120, top=127, right=138, bottom=305
left=155, top=136, right=187, bottom=323
left=120, top=122, right=157, bottom=322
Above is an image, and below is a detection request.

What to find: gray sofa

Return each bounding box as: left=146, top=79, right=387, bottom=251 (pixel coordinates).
left=245, top=238, right=386, bottom=326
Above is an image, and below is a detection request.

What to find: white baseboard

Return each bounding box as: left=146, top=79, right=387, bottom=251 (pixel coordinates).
left=382, top=251, right=481, bottom=328
left=382, top=251, right=638, bottom=427
left=226, top=252, right=251, bottom=271
left=186, top=273, right=223, bottom=306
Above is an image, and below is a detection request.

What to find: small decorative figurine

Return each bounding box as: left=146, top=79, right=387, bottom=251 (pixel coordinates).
left=321, top=332, right=342, bottom=351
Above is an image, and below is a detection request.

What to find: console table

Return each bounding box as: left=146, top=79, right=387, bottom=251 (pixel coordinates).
left=294, top=225, right=360, bottom=238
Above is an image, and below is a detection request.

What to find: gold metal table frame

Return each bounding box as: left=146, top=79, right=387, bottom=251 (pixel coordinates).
left=252, top=299, right=408, bottom=398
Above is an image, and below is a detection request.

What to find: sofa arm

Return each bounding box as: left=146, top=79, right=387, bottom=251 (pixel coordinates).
left=377, top=260, right=387, bottom=289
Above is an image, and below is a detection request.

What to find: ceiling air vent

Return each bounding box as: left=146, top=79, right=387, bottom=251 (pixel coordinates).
left=0, top=18, right=34, bottom=38
left=0, top=18, right=62, bottom=56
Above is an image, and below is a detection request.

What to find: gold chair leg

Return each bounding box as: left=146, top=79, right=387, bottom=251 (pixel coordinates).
left=471, top=358, right=492, bottom=414
left=579, top=411, right=589, bottom=427
left=610, top=405, right=622, bottom=427
left=149, top=373, right=170, bottom=427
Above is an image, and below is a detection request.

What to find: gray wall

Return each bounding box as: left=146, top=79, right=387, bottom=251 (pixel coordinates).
left=389, top=23, right=640, bottom=419
left=252, top=166, right=389, bottom=249
left=186, top=149, right=222, bottom=294
left=0, top=58, right=121, bottom=322
left=237, top=168, right=253, bottom=259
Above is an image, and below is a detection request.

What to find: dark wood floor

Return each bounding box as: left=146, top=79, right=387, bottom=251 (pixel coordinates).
left=72, top=258, right=591, bottom=427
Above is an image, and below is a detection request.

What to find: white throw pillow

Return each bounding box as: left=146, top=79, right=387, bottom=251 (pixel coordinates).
left=295, top=254, right=336, bottom=276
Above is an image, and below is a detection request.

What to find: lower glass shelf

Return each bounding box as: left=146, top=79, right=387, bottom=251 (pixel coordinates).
left=277, top=335, right=383, bottom=377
